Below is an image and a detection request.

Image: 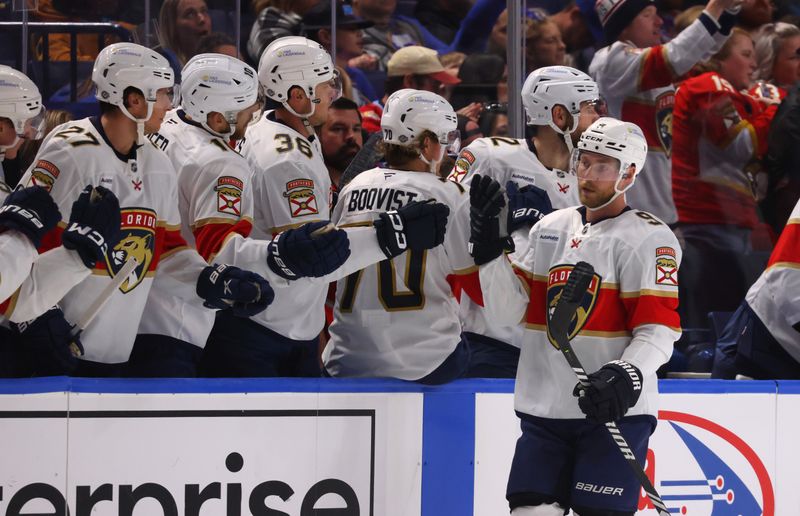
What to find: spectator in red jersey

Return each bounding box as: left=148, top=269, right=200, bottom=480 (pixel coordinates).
left=671, top=28, right=778, bottom=328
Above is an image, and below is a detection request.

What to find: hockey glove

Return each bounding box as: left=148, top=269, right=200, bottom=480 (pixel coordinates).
left=267, top=221, right=351, bottom=280
left=469, top=174, right=513, bottom=265
left=373, top=199, right=449, bottom=259
left=573, top=360, right=643, bottom=424
left=12, top=306, right=83, bottom=376
left=506, top=181, right=553, bottom=234
left=197, top=263, right=274, bottom=317
left=61, top=185, right=122, bottom=269
left=0, top=185, right=61, bottom=247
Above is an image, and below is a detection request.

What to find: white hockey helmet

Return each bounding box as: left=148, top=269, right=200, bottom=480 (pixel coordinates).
left=522, top=66, right=601, bottom=135
left=0, top=65, right=45, bottom=143
left=257, top=36, right=340, bottom=118
left=92, top=42, right=175, bottom=125
left=381, top=88, right=459, bottom=152
left=179, top=53, right=259, bottom=137
left=572, top=117, right=648, bottom=209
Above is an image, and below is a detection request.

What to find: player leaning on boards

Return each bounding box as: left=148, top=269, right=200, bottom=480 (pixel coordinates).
left=8, top=43, right=272, bottom=377
left=202, top=37, right=450, bottom=377
left=447, top=65, right=603, bottom=378
left=472, top=118, right=681, bottom=516
left=323, top=89, right=473, bottom=384
left=589, top=0, right=740, bottom=225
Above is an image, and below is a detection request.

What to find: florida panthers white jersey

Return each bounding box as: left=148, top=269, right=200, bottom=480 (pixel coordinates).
left=447, top=136, right=580, bottom=348
left=0, top=231, right=37, bottom=304
left=589, top=16, right=727, bottom=224
left=137, top=109, right=257, bottom=348
left=14, top=117, right=206, bottom=363
left=480, top=206, right=681, bottom=418
left=746, top=200, right=800, bottom=358
left=323, top=168, right=479, bottom=380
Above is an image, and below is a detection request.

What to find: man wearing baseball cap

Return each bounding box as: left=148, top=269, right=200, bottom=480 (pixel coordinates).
left=359, top=46, right=461, bottom=133
left=588, top=0, right=740, bottom=226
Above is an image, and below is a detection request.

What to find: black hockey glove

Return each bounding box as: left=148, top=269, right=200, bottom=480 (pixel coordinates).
left=267, top=221, right=351, bottom=280
left=12, top=306, right=83, bottom=376
left=197, top=263, right=274, bottom=317
left=469, top=174, right=513, bottom=265
left=61, top=185, right=122, bottom=269
left=506, top=181, right=553, bottom=234
left=573, top=360, right=643, bottom=424
left=0, top=185, right=61, bottom=247
left=373, top=199, right=449, bottom=259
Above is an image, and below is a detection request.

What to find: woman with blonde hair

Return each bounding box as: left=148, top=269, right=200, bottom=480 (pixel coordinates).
left=158, top=0, right=212, bottom=66
left=754, top=22, right=800, bottom=95
left=671, top=28, right=778, bottom=328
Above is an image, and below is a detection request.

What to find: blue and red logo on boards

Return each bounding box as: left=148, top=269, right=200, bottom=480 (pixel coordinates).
left=638, top=411, right=774, bottom=515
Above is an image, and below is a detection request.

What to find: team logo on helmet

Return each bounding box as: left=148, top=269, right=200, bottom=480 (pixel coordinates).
left=546, top=264, right=602, bottom=348
left=283, top=179, right=318, bottom=217
left=216, top=176, right=244, bottom=216
left=655, top=92, right=674, bottom=157
left=105, top=208, right=156, bottom=293
left=655, top=246, right=678, bottom=286
left=28, top=160, right=60, bottom=192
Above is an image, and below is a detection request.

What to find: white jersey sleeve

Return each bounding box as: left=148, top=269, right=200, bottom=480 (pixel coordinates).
left=0, top=231, right=38, bottom=306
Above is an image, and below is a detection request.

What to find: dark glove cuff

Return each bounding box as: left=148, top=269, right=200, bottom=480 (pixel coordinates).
left=605, top=360, right=643, bottom=395
left=0, top=204, right=46, bottom=247
left=373, top=211, right=407, bottom=259
left=266, top=236, right=298, bottom=280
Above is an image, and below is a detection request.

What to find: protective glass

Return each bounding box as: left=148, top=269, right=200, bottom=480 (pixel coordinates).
left=21, top=107, right=47, bottom=140
left=571, top=149, right=621, bottom=181
left=328, top=70, right=343, bottom=102
left=581, top=97, right=608, bottom=117
left=440, top=129, right=461, bottom=156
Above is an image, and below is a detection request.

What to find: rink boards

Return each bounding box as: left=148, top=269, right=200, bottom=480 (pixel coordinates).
left=0, top=377, right=793, bottom=516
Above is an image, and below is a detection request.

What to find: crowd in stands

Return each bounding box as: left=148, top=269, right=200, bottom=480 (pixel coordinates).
left=1, top=0, right=800, bottom=381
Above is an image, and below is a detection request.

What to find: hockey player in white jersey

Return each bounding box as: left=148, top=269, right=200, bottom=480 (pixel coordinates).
left=473, top=118, right=681, bottom=515
left=589, top=0, right=740, bottom=224
left=323, top=89, right=477, bottom=383
left=448, top=65, right=602, bottom=378
left=205, top=37, right=451, bottom=377
left=12, top=43, right=272, bottom=377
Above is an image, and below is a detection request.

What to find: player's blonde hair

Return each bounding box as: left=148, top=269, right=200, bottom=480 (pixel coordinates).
left=380, top=130, right=438, bottom=169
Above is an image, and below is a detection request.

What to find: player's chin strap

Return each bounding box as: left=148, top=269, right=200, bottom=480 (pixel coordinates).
left=419, top=146, right=445, bottom=174
left=119, top=102, right=152, bottom=147
left=547, top=112, right=580, bottom=155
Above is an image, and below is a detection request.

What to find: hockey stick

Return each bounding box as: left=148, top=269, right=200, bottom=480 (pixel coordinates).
left=338, top=131, right=384, bottom=190
left=549, top=261, right=669, bottom=516
left=69, top=256, right=139, bottom=340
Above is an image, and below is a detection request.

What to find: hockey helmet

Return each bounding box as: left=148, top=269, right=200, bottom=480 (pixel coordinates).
left=521, top=65, right=602, bottom=135
left=381, top=88, right=460, bottom=154
left=0, top=65, right=45, bottom=142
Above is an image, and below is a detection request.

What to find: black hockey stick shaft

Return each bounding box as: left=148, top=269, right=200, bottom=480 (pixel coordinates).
left=338, top=131, right=384, bottom=190
left=549, top=261, right=670, bottom=516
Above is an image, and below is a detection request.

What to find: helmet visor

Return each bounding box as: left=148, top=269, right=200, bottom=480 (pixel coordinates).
left=441, top=129, right=461, bottom=156
left=329, top=70, right=343, bottom=102
left=571, top=149, right=621, bottom=181
left=580, top=97, right=608, bottom=117
left=21, top=107, right=47, bottom=140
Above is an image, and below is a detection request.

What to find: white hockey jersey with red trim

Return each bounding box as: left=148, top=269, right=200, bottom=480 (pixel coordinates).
left=14, top=117, right=205, bottom=363
left=746, top=200, right=800, bottom=357
left=480, top=206, right=681, bottom=418
left=323, top=168, right=481, bottom=380
left=0, top=231, right=37, bottom=305
left=589, top=16, right=727, bottom=224
left=447, top=136, right=580, bottom=348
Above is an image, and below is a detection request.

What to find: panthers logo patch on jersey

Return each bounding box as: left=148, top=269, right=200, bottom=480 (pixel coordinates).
left=655, top=92, right=674, bottom=157
left=655, top=246, right=678, bottom=286
left=447, top=149, right=475, bottom=183
left=545, top=264, right=602, bottom=348
left=216, top=176, right=244, bottom=216
left=105, top=208, right=157, bottom=293
left=28, top=160, right=60, bottom=192
left=283, top=178, right=318, bottom=217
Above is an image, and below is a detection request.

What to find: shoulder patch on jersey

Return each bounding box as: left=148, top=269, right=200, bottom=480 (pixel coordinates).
left=283, top=178, right=318, bottom=217
left=107, top=208, right=157, bottom=293
left=546, top=264, right=602, bottom=348
left=216, top=176, right=244, bottom=216
left=655, top=247, right=678, bottom=286
left=448, top=149, right=475, bottom=184
left=28, top=160, right=60, bottom=192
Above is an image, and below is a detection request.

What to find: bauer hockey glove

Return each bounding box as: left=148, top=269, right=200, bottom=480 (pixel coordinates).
left=469, top=174, right=513, bottom=265
left=373, top=199, right=449, bottom=259
left=506, top=181, right=553, bottom=234
left=61, top=185, right=122, bottom=269
left=0, top=185, right=61, bottom=247
left=11, top=305, right=84, bottom=376
left=573, top=360, right=643, bottom=424
left=267, top=221, right=351, bottom=280
left=197, top=263, right=274, bottom=317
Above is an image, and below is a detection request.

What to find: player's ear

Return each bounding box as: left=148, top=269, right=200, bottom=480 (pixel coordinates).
left=620, top=165, right=636, bottom=186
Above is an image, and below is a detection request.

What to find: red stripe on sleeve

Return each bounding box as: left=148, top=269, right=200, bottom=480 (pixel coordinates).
left=767, top=221, right=800, bottom=268
left=193, top=219, right=254, bottom=261
left=622, top=293, right=681, bottom=330
left=639, top=46, right=675, bottom=90
left=38, top=225, right=64, bottom=254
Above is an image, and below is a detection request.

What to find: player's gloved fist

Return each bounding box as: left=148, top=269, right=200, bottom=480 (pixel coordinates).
left=573, top=360, right=643, bottom=424
left=373, top=199, right=449, bottom=259
left=469, top=174, right=513, bottom=265
left=61, top=185, right=122, bottom=269
left=11, top=306, right=83, bottom=376
left=506, top=181, right=553, bottom=234
left=267, top=221, right=351, bottom=280
left=0, top=185, right=61, bottom=247
left=197, top=263, right=274, bottom=317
